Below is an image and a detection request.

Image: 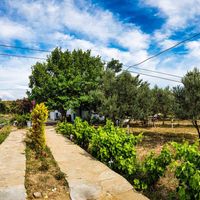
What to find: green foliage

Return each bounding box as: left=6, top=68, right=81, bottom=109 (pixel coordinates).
left=182, top=68, right=200, bottom=138
left=0, top=126, right=11, bottom=144
left=31, top=103, right=48, bottom=149
left=57, top=117, right=142, bottom=180
left=57, top=117, right=96, bottom=149
left=89, top=120, right=142, bottom=177
left=0, top=117, right=10, bottom=126
left=12, top=114, right=30, bottom=128
left=0, top=99, right=7, bottom=114
left=173, top=86, right=188, bottom=119
left=57, top=118, right=174, bottom=191
left=172, top=141, right=200, bottom=199
left=135, top=82, right=152, bottom=123
left=57, top=116, right=200, bottom=199
left=133, top=145, right=173, bottom=190
left=9, top=98, right=32, bottom=115
left=151, top=86, right=174, bottom=121
left=106, top=59, right=123, bottom=73
left=73, top=117, right=96, bottom=148
left=56, top=122, right=74, bottom=137
left=98, top=70, right=151, bottom=122
left=28, top=48, right=104, bottom=119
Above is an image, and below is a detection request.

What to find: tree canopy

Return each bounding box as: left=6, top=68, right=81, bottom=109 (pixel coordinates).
left=27, top=48, right=200, bottom=136
left=181, top=68, right=200, bottom=138
left=28, top=48, right=104, bottom=118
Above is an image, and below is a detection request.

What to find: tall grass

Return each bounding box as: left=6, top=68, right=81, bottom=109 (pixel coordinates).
left=0, top=126, right=11, bottom=144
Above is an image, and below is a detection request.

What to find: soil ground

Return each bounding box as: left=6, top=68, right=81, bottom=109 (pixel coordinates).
left=25, top=142, right=70, bottom=200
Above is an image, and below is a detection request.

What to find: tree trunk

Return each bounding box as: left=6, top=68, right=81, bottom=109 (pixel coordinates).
left=192, top=119, right=200, bottom=139
left=60, top=109, right=66, bottom=122
left=79, top=106, right=82, bottom=119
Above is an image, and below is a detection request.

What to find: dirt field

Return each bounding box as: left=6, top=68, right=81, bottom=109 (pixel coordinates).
left=25, top=144, right=70, bottom=200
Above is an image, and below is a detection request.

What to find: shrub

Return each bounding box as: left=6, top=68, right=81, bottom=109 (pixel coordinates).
left=12, top=114, right=30, bottom=128
left=31, top=103, right=48, bottom=149
left=133, top=145, right=173, bottom=190
left=172, top=141, right=200, bottom=200
left=56, top=117, right=200, bottom=199
left=57, top=118, right=143, bottom=178
left=56, top=122, right=75, bottom=137
left=54, top=171, right=65, bottom=180
left=89, top=120, right=142, bottom=177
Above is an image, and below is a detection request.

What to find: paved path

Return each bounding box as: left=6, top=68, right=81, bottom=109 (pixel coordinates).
left=46, top=127, right=149, bottom=200
left=0, top=130, right=26, bottom=200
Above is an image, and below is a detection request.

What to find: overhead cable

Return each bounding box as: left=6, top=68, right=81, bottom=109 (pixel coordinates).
left=125, top=32, right=200, bottom=70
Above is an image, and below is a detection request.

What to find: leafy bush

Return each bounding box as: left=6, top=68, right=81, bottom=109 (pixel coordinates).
left=172, top=141, right=200, bottom=200
left=11, top=114, right=30, bottom=128
left=56, top=122, right=74, bottom=136
left=57, top=118, right=142, bottom=178
left=89, top=120, right=142, bottom=177
left=73, top=117, right=96, bottom=149
left=133, top=145, right=173, bottom=190
left=56, top=117, right=200, bottom=199
left=31, top=103, right=48, bottom=149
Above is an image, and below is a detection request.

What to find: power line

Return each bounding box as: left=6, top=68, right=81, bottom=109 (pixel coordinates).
left=125, top=66, right=182, bottom=78
left=0, top=53, right=46, bottom=60
left=127, top=70, right=182, bottom=83
left=125, top=32, right=200, bottom=70
left=0, top=44, right=51, bottom=53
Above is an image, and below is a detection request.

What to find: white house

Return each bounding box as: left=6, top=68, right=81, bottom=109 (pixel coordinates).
left=49, top=110, right=61, bottom=121
left=49, top=109, right=76, bottom=121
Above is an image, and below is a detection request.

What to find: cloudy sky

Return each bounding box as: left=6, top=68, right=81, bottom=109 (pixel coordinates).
left=0, top=0, right=200, bottom=100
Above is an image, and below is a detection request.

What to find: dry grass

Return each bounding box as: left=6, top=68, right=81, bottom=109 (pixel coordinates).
left=129, top=121, right=198, bottom=143
left=0, top=126, right=11, bottom=144
left=131, top=126, right=197, bottom=135
left=25, top=143, right=70, bottom=200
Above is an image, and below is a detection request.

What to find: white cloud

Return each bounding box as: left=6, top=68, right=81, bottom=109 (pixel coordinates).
left=0, top=53, right=48, bottom=100
left=0, top=18, right=34, bottom=41
left=1, top=0, right=199, bottom=99
left=117, top=30, right=150, bottom=52
left=143, top=0, right=200, bottom=29
left=8, top=0, right=150, bottom=52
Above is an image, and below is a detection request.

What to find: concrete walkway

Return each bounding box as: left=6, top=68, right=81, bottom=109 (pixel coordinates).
left=0, top=130, right=26, bottom=200
left=46, top=127, right=149, bottom=200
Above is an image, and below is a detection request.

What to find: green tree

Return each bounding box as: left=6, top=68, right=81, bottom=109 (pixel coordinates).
left=97, top=69, right=118, bottom=121
left=106, top=59, right=123, bottom=73
left=9, top=98, right=32, bottom=114
left=152, top=86, right=174, bottom=124
left=115, top=71, right=141, bottom=121
left=173, top=86, right=188, bottom=119
left=182, top=68, right=200, bottom=138
left=99, top=71, right=148, bottom=124
left=28, top=48, right=104, bottom=120
left=0, top=99, right=7, bottom=113
left=135, top=82, right=152, bottom=125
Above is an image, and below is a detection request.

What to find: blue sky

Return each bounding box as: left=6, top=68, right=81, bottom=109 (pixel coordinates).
left=0, top=0, right=200, bottom=100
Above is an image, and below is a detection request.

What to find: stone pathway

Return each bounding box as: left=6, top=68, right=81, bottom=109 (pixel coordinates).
left=0, top=130, right=26, bottom=200
left=46, top=127, right=149, bottom=200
